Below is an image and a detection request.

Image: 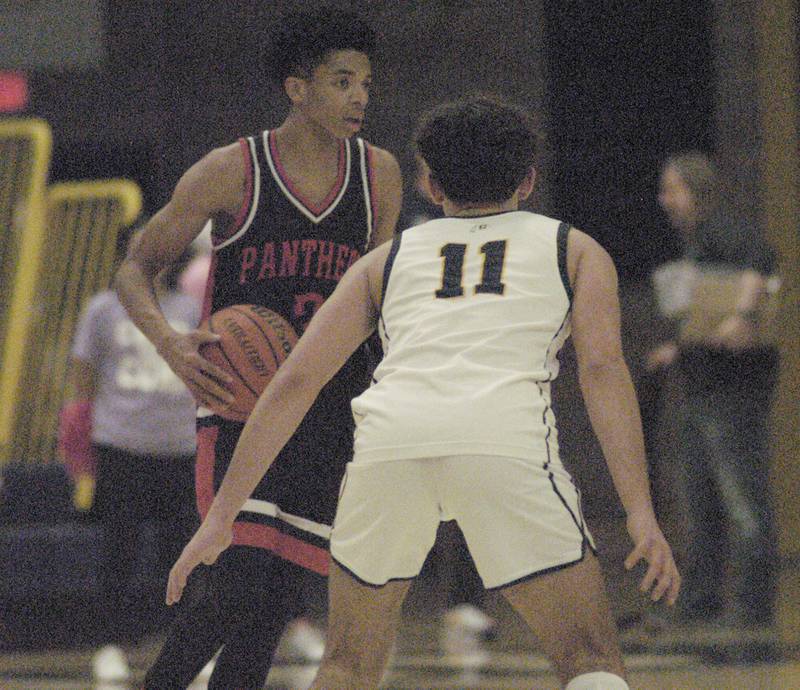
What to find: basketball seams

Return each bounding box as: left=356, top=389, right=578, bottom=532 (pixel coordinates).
left=214, top=317, right=266, bottom=399
left=229, top=304, right=284, bottom=371
left=200, top=304, right=297, bottom=422
left=205, top=311, right=259, bottom=418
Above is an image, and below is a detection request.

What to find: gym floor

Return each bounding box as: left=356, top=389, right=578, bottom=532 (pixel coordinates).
left=2, top=616, right=798, bottom=689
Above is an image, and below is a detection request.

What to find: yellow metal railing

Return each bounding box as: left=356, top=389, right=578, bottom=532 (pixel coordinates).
left=0, top=119, right=53, bottom=462
left=1, top=179, right=142, bottom=465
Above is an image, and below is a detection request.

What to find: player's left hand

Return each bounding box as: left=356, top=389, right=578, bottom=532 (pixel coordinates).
left=167, top=518, right=232, bottom=605
left=624, top=510, right=681, bottom=606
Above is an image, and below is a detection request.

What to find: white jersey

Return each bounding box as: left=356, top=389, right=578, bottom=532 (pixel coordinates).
left=351, top=210, right=572, bottom=464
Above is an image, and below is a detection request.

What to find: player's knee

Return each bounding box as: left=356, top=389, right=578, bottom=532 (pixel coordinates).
left=557, top=625, right=623, bottom=680
left=565, top=671, right=629, bottom=689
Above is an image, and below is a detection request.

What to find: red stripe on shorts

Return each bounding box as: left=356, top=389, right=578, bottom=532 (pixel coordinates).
left=232, top=522, right=330, bottom=576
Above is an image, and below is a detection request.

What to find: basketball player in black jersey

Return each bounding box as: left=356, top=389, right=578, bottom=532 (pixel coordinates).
left=115, top=8, right=402, bottom=689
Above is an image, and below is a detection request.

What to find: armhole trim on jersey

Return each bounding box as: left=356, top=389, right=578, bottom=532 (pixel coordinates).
left=215, top=137, right=261, bottom=250
left=359, top=139, right=376, bottom=251
left=198, top=250, right=218, bottom=322
left=378, top=232, right=403, bottom=340
left=557, top=221, right=573, bottom=302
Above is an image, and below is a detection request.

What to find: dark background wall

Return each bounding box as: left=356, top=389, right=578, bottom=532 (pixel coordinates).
left=544, top=1, right=714, bottom=280
left=5, top=0, right=715, bottom=284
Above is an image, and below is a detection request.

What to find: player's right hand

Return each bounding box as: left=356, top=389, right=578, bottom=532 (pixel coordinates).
left=624, top=510, right=681, bottom=606
left=167, top=517, right=232, bottom=605
left=159, top=330, right=236, bottom=411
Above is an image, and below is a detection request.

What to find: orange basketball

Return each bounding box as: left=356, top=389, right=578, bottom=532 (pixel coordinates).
left=199, top=304, right=298, bottom=422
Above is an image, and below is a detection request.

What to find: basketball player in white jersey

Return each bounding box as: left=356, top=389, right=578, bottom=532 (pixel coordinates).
left=167, top=95, right=680, bottom=690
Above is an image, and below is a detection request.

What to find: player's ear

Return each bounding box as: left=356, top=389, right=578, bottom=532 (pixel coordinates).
left=414, top=156, right=435, bottom=203
left=518, top=166, right=536, bottom=201
left=285, top=76, right=307, bottom=105
left=426, top=175, right=446, bottom=207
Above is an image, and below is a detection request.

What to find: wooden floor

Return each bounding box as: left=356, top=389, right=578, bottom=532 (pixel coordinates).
left=2, top=618, right=799, bottom=690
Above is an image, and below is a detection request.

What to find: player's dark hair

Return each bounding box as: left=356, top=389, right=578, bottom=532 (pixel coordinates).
left=265, top=7, right=376, bottom=85
left=414, top=96, right=538, bottom=205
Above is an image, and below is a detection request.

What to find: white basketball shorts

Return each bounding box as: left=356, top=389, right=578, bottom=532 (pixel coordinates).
left=330, top=454, right=595, bottom=589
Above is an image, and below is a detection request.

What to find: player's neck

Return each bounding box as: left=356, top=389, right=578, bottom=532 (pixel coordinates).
left=445, top=196, right=519, bottom=218
left=274, top=114, right=342, bottom=161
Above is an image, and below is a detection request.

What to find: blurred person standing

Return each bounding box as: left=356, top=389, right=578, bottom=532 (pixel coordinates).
left=647, top=151, right=780, bottom=627
left=59, top=240, right=201, bottom=682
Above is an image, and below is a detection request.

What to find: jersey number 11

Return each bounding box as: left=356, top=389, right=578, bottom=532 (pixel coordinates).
left=435, top=240, right=507, bottom=298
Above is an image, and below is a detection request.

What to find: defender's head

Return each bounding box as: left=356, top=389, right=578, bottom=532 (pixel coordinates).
left=414, top=96, right=539, bottom=206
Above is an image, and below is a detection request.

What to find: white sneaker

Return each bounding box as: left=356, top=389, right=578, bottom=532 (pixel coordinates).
left=282, top=618, right=325, bottom=662
left=92, top=644, right=131, bottom=682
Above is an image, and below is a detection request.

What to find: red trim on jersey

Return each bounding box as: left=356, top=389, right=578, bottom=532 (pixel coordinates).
left=268, top=130, right=346, bottom=216
left=212, top=138, right=254, bottom=245
left=195, top=425, right=218, bottom=518
left=365, top=142, right=378, bottom=243
left=232, top=522, right=330, bottom=575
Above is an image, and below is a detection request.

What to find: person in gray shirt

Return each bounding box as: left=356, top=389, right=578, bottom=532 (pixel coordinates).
left=60, top=242, right=200, bottom=681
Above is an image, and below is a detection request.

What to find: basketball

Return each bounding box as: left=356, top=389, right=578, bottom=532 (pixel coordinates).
left=199, top=304, right=298, bottom=422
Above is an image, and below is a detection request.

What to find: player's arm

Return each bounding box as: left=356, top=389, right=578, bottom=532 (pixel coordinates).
left=568, top=228, right=680, bottom=606
left=166, top=241, right=392, bottom=604
left=367, top=145, right=403, bottom=249
left=114, top=144, right=243, bottom=411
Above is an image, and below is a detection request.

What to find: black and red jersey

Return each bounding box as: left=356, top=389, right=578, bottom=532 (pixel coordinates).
left=196, top=131, right=379, bottom=575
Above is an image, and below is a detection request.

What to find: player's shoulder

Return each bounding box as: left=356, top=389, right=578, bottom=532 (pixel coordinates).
left=359, top=139, right=400, bottom=175
left=200, top=140, right=246, bottom=176
left=566, top=226, right=613, bottom=263
left=565, top=226, right=617, bottom=289
left=177, top=140, right=247, bottom=210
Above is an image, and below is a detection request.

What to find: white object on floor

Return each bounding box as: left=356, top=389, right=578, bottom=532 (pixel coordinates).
left=440, top=604, right=495, bottom=666
left=444, top=603, right=495, bottom=634
left=282, top=618, right=326, bottom=662
left=92, top=644, right=131, bottom=682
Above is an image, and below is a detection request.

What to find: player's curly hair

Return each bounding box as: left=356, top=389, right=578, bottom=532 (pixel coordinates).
left=265, top=6, right=377, bottom=85
left=414, top=95, right=539, bottom=205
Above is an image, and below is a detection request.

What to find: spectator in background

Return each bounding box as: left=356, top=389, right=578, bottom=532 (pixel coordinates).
left=59, top=237, right=201, bottom=682
left=646, top=151, right=780, bottom=627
